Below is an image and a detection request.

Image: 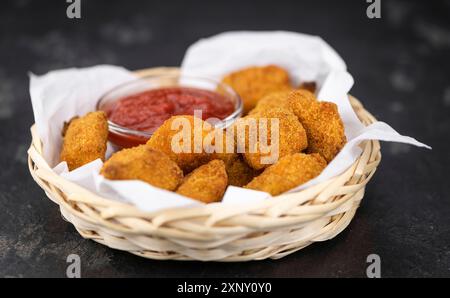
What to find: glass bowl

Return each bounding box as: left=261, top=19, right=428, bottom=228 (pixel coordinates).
left=97, top=74, right=242, bottom=148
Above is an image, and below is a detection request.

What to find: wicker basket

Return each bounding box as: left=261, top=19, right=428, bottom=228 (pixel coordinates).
left=27, top=67, right=381, bottom=261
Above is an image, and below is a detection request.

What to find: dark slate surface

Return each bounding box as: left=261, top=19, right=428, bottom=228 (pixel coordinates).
left=0, top=0, right=448, bottom=278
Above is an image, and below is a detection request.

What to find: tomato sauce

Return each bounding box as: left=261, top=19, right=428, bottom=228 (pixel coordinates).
left=104, top=87, right=235, bottom=148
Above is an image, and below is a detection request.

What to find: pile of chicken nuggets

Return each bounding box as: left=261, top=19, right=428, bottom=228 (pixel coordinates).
left=60, top=65, right=347, bottom=203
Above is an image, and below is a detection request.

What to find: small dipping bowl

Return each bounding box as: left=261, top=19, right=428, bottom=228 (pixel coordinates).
left=97, top=74, right=242, bottom=148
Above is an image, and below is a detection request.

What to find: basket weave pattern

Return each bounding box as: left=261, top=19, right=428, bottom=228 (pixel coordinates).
left=27, top=67, right=381, bottom=261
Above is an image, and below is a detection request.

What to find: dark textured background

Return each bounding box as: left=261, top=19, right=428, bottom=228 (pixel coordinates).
left=0, top=0, right=449, bottom=278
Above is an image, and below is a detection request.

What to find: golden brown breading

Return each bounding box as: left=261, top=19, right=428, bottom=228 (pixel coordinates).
left=204, top=128, right=260, bottom=186
left=236, top=107, right=308, bottom=170
left=288, top=90, right=346, bottom=162
left=146, top=115, right=212, bottom=173
left=298, top=81, right=317, bottom=93
left=60, top=111, right=108, bottom=170
left=176, top=159, right=228, bottom=203
left=100, top=145, right=183, bottom=191
left=245, top=153, right=326, bottom=196
left=221, top=65, right=292, bottom=114
left=207, top=128, right=238, bottom=166
left=225, top=156, right=261, bottom=187
left=248, top=90, right=292, bottom=115
left=204, top=127, right=261, bottom=186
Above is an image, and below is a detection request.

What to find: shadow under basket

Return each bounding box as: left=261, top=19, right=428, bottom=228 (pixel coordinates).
left=27, top=67, right=381, bottom=261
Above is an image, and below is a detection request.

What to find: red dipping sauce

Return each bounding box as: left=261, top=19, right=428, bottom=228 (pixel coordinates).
left=102, top=87, right=236, bottom=148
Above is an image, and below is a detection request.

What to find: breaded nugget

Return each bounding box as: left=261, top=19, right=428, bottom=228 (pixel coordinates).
left=236, top=107, right=308, bottom=170
left=221, top=65, right=292, bottom=114
left=288, top=90, right=346, bottom=162
left=60, top=111, right=108, bottom=170
left=101, top=145, right=183, bottom=191
left=248, top=90, right=292, bottom=115
left=176, top=159, right=228, bottom=203
left=207, top=127, right=238, bottom=165
left=225, top=156, right=261, bottom=187
left=245, top=153, right=326, bottom=196
left=205, top=128, right=260, bottom=186
left=146, top=115, right=212, bottom=173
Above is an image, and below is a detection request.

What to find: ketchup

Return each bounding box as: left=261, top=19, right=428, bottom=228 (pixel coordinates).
left=104, top=87, right=235, bottom=148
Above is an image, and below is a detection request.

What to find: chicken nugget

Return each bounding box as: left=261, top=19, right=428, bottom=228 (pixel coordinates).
left=146, top=115, right=212, bottom=173
left=176, top=159, right=228, bottom=203
left=101, top=145, right=183, bottom=191
left=60, top=111, right=108, bottom=170
left=248, top=90, right=292, bottom=115
left=236, top=107, right=308, bottom=170
left=288, top=90, right=346, bottom=162
left=245, top=153, right=326, bottom=196
left=225, top=156, right=261, bottom=187
left=221, top=65, right=292, bottom=114
left=204, top=128, right=260, bottom=186
left=207, top=125, right=262, bottom=187
left=205, top=127, right=238, bottom=165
